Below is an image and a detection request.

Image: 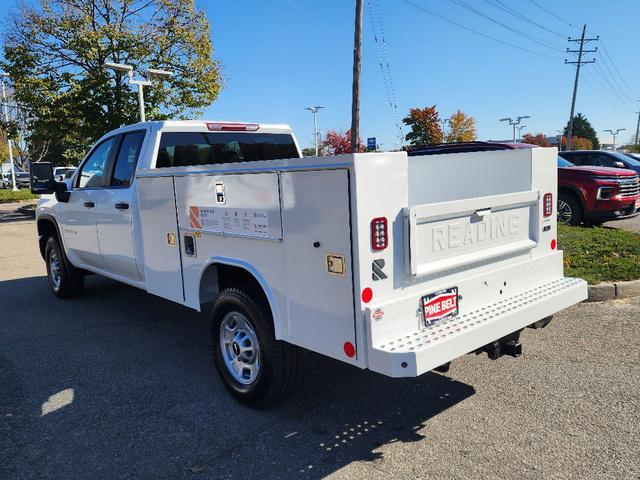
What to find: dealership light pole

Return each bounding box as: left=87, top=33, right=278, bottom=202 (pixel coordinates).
left=0, top=73, right=18, bottom=191
left=634, top=106, right=640, bottom=146
left=499, top=115, right=530, bottom=143
left=103, top=63, right=174, bottom=122
left=604, top=128, right=626, bottom=151
left=516, top=125, right=526, bottom=142
left=305, top=106, right=324, bottom=155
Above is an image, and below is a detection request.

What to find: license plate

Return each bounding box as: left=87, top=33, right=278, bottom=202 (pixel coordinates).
left=421, top=287, right=459, bottom=326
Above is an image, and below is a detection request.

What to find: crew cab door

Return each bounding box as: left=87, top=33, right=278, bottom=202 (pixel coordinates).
left=94, top=131, right=146, bottom=281
left=60, top=136, right=118, bottom=268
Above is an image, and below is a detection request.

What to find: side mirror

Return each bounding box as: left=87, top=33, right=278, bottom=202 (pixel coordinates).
left=613, top=161, right=626, bottom=169
left=30, top=162, right=56, bottom=194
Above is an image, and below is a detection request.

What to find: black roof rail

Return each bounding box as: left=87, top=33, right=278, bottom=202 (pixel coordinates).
left=407, top=141, right=522, bottom=156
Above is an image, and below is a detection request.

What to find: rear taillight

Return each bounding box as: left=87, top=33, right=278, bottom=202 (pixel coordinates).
left=543, top=193, right=553, bottom=217
left=371, top=217, right=388, bottom=251
left=206, top=122, right=259, bottom=131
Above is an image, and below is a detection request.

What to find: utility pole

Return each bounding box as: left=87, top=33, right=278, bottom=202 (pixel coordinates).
left=350, top=0, right=363, bottom=153
left=305, top=106, right=324, bottom=155
left=0, top=73, right=18, bottom=191
left=565, top=25, right=598, bottom=151
left=499, top=116, right=530, bottom=143
left=604, top=128, right=625, bottom=151
left=634, top=108, right=640, bottom=146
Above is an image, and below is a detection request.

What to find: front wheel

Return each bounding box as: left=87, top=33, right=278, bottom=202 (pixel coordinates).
left=557, top=194, right=583, bottom=226
left=210, top=287, right=299, bottom=408
left=45, top=237, right=84, bottom=298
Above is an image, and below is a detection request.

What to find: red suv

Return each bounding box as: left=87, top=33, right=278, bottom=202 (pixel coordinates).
left=557, top=157, right=640, bottom=225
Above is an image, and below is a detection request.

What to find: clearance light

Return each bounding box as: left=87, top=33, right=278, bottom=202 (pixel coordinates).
left=206, top=122, right=259, bottom=132
left=543, top=193, right=553, bottom=217
left=371, top=217, right=388, bottom=251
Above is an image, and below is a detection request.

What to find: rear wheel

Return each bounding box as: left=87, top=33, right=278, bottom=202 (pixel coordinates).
left=557, top=193, right=582, bottom=226
left=210, top=287, right=299, bottom=408
left=45, top=237, right=84, bottom=298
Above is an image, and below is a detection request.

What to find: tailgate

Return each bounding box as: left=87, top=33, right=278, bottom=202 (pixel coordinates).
left=405, top=190, right=539, bottom=277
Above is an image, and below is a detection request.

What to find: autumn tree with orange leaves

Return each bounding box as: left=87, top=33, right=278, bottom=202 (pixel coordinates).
left=521, top=133, right=551, bottom=147
left=403, top=106, right=442, bottom=146
left=446, top=110, right=477, bottom=143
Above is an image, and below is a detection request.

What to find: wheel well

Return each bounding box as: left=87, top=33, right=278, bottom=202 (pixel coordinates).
left=37, top=218, right=60, bottom=260
left=558, top=187, right=584, bottom=212
left=200, top=263, right=270, bottom=313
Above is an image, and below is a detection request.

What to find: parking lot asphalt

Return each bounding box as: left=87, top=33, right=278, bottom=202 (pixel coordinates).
left=604, top=213, right=640, bottom=233
left=1, top=210, right=638, bottom=480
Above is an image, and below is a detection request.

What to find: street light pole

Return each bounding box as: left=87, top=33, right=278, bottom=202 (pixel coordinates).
left=604, top=128, right=626, bottom=151
left=0, top=73, right=18, bottom=191
left=500, top=115, right=530, bottom=143
left=517, top=125, right=526, bottom=142
left=305, top=106, right=324, bottom=155
left=635, top=107, right=640, bottom=146
left=103, top=63, right=173, bottom=123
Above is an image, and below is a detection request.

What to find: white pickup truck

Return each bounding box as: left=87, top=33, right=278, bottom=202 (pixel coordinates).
left=31, top=120, right=587, bottom=407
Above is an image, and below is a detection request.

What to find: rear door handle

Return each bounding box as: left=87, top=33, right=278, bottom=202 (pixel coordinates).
left=115, top=202, right=129, bottom=210
left=83, top=201, right=95, bottom=208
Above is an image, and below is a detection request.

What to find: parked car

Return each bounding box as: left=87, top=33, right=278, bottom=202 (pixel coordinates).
left=557, top=157, right=640, bottom=225
left=53, top=167, right=76, bottom=182
left=558, top=150, right=640, bottom=175
left=626, top=152, right=640, bottom=162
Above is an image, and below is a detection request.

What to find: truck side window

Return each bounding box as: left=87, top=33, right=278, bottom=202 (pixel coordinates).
left=77, top=137, right=117, bottom=188
left=111, top=131, right=145, bottom=187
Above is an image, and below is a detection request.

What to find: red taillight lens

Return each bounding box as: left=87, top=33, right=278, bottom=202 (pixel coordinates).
left=371, top=217, right=388, bottom=251
left=543, top=193, right=553, bottom=217
left=206, top=122, right=259, bottom=131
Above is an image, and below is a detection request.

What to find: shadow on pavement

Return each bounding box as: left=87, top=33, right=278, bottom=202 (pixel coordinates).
left=0, top=274, right=475, bottom=479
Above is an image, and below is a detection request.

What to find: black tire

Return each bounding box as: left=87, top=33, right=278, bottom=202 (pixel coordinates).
left=210, top=287, right=299, bottom=408
left=557, top=193, right=583, bottom=226
left=44, top=236, right=84, bottom=298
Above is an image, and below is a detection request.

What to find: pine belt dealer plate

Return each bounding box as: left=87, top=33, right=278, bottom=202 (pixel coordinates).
left=421, top=287, right=459, bottom=326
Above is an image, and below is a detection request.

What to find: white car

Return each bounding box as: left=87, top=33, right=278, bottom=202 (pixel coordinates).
left=31, top=120, right=587, bottom=407
left=53, top=167, right=76, bottom=183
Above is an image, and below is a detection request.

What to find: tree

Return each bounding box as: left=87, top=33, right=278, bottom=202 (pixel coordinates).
left=571, top=136, right=593, bottom=150
left=403, top=106, right=442, bottom=146
left=563, top=113, right=599, bottom=149
left=321, top=130, right=364, bottom=155
left=301, top=147, right=318, bottom=157
left=445, top=110, right=476, bottom=143
left=521, top=132, right=550, bottom=147
left=2, top=0, right=221, bottom=165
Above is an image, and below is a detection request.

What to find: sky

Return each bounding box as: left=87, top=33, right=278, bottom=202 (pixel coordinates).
left=200, top=0, right=640, bottom=150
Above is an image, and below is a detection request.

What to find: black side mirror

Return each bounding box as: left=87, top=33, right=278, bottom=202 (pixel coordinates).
left=30, top=162, right=56, bottom=194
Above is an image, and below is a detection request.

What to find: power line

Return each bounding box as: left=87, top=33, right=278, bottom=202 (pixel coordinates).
left=599, top=40, right=639, bottom=99
left=482, top=0, right=567, bottom=40
left=593, top=56, right=635, bottom=105
left=401, top=0, right=560, bottom=60
left=448, top=0, right=565, bottom=52
left=527, top=0, right=579, bottom=30
left=580, top=68, right=633, bottom=113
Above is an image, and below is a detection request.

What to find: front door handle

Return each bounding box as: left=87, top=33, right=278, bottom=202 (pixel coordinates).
left=83, top=201, right=95, bottom=208
left=115, top=202, right=129, bottom=210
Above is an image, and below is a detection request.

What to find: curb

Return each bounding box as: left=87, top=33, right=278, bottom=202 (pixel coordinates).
left=586, top=279, right=640, bottom=302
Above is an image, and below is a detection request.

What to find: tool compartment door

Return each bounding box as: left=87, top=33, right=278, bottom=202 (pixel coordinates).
left=281, top=169, right=356, bottom=360
left=137, top=176, right=185, bottom=303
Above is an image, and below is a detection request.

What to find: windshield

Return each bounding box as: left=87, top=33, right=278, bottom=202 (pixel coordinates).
left=557, top=157, right=574, bottom=167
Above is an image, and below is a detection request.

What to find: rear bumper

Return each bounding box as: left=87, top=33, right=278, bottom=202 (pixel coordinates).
left=367, top=277, right=587, bottom=377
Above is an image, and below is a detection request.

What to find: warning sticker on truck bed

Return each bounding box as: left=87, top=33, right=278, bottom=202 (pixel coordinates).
left=188, top=206, right=270, bottom=237
left=421, top=287, right=459, bottom=326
